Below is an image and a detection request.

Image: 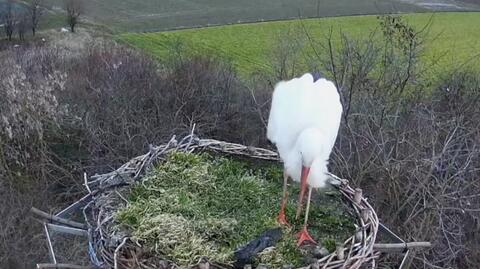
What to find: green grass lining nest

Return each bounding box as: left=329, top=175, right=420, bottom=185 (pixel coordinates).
left=115, top=152, right=355, bottom=268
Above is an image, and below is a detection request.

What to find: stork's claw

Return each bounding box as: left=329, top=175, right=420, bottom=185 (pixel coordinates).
left=297, top=226, right=316, bottom=246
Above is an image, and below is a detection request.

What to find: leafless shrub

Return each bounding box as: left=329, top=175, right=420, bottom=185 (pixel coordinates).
left=0, top=47, right=66, bottom=178
left=296, top=14, right=480, bottom=268
left=163, top=54, right=264, bottom=143
left=59, top=45, right=266, bottom=171
left=0, top=46, right=67, bottom=268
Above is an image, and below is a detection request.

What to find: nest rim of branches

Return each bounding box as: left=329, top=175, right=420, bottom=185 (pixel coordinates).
left=83, top=135, right=380, bottom=269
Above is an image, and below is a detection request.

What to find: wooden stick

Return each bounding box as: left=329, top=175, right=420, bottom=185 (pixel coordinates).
left=36, top=264, right=94, bottom=269
left=47, top=223, right=88, bottom=236
left=336, top=246, right=345, bottom=260
left=31, top=207, right=87, bottom=229
left=84, top=172, right=91, bottom=194
left=354, top=188, right=363, bottom=204
left=44, top=223, right=56, bottom=264
left=361, top=208, right=370, bottom=222
left=373, top=242, right=432, bottom=253
left=114, top=237, right=128, bottom=269
left=55, top=194, right=92, bottom=218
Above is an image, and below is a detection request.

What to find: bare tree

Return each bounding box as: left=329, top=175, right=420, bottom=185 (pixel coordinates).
left=28, top=0, right=43, bottom=36
left=65, top=0, right=82, bottom=33
left=17, top=13, right=29, bottom=41
left=3, top=0, right=16, bottom=41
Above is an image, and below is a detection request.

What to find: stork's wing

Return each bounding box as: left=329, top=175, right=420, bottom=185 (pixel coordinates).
left=267, top=74, right=343, bottom=158
left=302, top=78, right=343, bottom=153
left=267, top=74, right=312, bottom=157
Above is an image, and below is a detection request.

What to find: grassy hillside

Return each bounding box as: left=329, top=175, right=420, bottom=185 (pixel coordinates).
left=118, top=12, right=480, bottom=76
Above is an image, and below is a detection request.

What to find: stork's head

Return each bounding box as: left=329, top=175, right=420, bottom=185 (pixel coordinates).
left=311, top=72, right=323, bottom=82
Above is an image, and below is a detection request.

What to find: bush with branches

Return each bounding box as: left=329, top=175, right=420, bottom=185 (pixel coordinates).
left=296, top=15, right=480, bottom=268
left=0, top=46, right=67, bottom=268
left=57, top=44, right=265, bottom=172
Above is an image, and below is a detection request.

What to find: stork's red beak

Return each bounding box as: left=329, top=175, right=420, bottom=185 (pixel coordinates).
left=296, top=166, right=310, bottom=219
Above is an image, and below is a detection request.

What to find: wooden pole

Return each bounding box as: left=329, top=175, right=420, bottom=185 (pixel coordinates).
left=36, top=264, right=95, bottom=269
left=373, top=242, right=432, bottom=253
left=47, top=223, right=88, bottom=236
left=31, top=207, right=87, bottom=229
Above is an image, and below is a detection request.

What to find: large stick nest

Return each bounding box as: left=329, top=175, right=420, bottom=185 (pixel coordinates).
left=83, top=135, right=380, bottom=269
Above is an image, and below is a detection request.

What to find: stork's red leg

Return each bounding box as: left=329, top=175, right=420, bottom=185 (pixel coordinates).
left=295, top=166, right=310, bottom=220
left=277, top=169, right=290, bottom=226
left=297, top=187, right=317, bottom=246
left=278, top=200, right=289, bottom=226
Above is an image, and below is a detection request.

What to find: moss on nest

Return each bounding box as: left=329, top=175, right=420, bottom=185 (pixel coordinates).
left=115, top=152, right=355, bottom=268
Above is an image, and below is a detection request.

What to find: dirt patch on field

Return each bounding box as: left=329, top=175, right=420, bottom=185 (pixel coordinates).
left=399, top=0, right=480, bottom=10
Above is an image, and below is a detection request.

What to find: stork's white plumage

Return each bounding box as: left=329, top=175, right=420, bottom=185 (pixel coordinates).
left=267, top=73, right=342, bottom=245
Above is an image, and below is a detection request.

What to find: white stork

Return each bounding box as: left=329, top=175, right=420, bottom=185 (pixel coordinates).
left=267, top=73, right=342, bottom=246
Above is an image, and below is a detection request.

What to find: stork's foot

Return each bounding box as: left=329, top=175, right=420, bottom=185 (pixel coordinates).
left=297, top=226, right=316, bottom=246
left=277, top=210, right=291, bottom=227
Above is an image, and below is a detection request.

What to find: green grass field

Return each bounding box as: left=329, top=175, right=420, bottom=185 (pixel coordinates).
left=118, top=12, right=480, bottom=76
